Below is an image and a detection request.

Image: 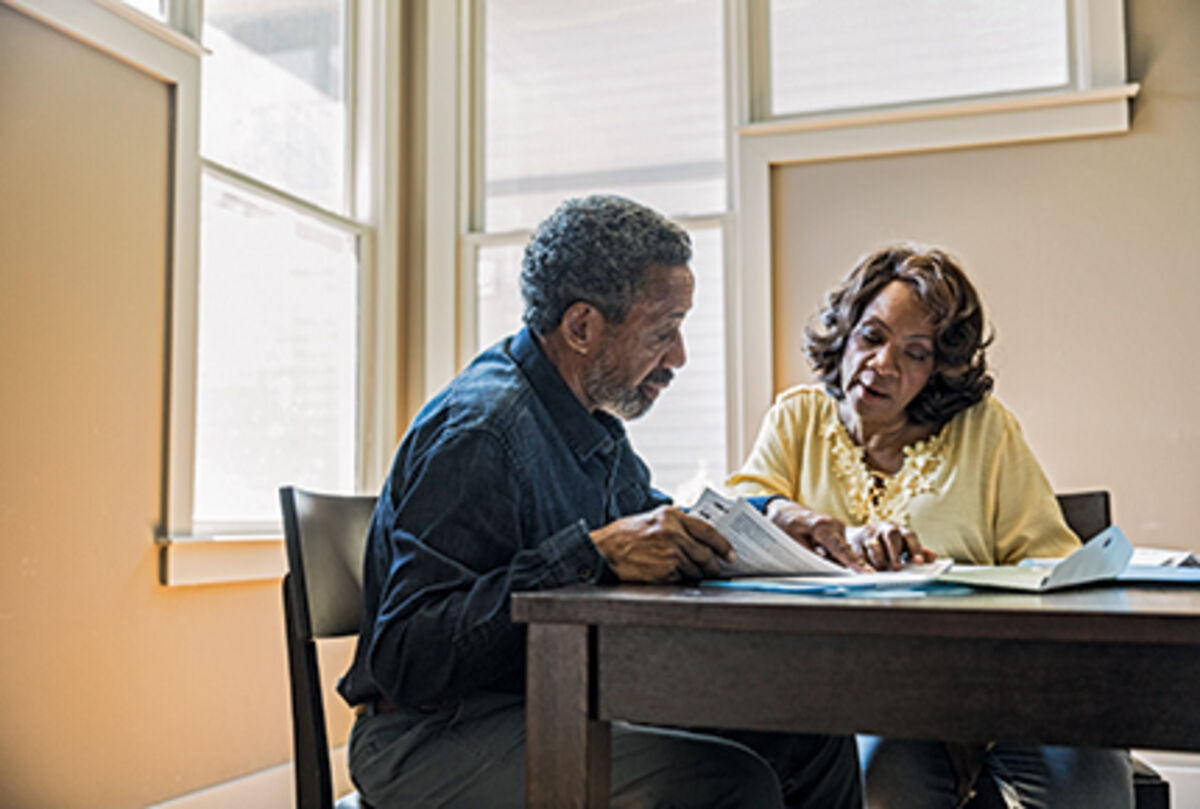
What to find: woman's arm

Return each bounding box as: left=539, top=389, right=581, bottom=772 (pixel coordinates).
left=989, top=408, right=1081, bottom=564
left=763, top=496, right=872, bottom=571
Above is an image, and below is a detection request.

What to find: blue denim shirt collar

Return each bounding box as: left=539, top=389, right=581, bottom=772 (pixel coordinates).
left=509, top=327, right=626, bottom=463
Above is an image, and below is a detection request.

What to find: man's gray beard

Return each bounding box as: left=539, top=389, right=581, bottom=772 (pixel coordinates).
left=582, top=358, right=653, bottom=421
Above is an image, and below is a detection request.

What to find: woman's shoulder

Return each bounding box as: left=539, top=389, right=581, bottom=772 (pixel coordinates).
left=756, top=384, right=839, bottom=437
left=772, top=383, right=837, bottom=413
left=946, top=393, right=1023, bottom=444
left=768, top=383, right=840, bottom=426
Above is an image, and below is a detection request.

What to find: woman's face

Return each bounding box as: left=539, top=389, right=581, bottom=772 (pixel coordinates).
left=839, top=280, right=936, bottom=429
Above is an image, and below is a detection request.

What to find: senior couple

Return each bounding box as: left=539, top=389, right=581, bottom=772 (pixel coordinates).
left=338, top=195, right=1131, bottom=808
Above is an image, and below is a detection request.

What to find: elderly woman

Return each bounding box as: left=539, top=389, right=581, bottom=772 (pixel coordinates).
left=728, top=245, right=1132, bottom=809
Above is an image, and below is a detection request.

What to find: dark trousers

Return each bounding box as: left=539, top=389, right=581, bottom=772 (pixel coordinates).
left=349, top=690, right=861, bottom=808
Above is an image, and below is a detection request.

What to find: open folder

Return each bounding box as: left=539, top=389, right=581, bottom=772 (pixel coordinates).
left=935, top=525, right=1133, bottom=592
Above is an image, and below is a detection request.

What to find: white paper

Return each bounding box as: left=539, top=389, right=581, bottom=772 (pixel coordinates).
left=691, top=488, right=848, bottom=577
left=728, top=560, right=954, bottom=590
left=1129, top=547, right=1200, bottom=567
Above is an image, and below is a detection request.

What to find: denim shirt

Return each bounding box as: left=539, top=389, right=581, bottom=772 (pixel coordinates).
left=338, top=327, right=670, bottom=709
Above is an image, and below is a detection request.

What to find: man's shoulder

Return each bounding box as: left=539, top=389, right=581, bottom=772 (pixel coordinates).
left=410, top=333, right=554, bottom=446
left=419, top=345, right=532, bottom=437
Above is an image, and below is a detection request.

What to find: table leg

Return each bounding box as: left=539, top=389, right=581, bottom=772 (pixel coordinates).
left=525, top=622, right=611, bottom=808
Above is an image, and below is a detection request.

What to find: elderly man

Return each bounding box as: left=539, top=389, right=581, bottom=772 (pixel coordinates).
left=338, top=196, right=861, bottom=808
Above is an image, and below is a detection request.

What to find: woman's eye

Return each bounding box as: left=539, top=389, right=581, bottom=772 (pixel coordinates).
left=906, top=350, right=931, bottom=362
left=859, top=329, right=883, bottom=345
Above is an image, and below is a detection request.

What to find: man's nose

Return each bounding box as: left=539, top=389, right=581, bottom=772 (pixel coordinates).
left=664, top=330, right=686, bottom=368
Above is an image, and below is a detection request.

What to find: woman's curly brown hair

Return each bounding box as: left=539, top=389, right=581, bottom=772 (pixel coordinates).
left=804, top=244, right=994, bottom=427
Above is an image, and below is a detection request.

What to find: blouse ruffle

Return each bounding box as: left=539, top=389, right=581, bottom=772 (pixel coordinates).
left=825, top=414, right=947, bottom=527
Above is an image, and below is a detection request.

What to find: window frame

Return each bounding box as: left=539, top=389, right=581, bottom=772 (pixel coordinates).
left=10, top=0, right=401, bottom=583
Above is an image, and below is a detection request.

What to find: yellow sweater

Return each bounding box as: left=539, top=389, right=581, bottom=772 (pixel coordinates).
left=727, top=385, right=1079, bottom=565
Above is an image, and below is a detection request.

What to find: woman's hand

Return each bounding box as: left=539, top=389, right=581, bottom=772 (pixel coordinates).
left=764, top=498, right=872, bottom=572
left=846, top=522, right=938, bottom=571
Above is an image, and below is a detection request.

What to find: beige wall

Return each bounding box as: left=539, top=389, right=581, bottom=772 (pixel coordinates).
left=769, top=1, right=1200, bottom=551
left=0, top=7, right=354, bottom=807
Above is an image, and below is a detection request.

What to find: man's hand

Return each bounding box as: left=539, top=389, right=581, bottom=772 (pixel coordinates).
left=764, top=498, right=872, bottom=572
left=847, top=522, right=937, bottom=571
left=590, top=506, right=736, bottom=583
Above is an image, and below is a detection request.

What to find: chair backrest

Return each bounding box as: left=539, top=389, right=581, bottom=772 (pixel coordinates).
left=280, top=486, right=377, bottom=809
left=1054, top=490, right=1111, bottom=542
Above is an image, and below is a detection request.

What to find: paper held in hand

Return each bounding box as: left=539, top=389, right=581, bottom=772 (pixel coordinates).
left=691, top=487, right=951, bottom=583
left=691, top=488, right=848, bottom=577
left=690, top=489, right=954, bottom=595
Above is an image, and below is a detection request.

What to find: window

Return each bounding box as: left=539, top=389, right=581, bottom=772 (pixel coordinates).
left=482, top=0, right=726, bottom=230
left=768, top=0, right=1069, bottom=117
left=192, top=0, right=368, bottom=531
left=468, top=0, right=729, bottom=500
left=201, top=0, right=350, bottom=213
left=117, top=0, right=165, bottom=21
left=192, top=173, right=360, bottom=528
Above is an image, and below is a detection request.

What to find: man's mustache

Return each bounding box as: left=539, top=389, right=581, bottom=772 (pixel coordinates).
left=644, top=368, right=674, bottom=386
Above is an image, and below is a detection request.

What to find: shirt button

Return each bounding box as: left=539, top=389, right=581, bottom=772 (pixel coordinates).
left=578, top=566, right=593, bottom=582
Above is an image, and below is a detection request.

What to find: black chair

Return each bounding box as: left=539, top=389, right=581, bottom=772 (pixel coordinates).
left=1056, top=490, right=1112, bottom=542
left=280, top=486, right=377, bottom=809
left=965, top=491, right=1169, bottom=809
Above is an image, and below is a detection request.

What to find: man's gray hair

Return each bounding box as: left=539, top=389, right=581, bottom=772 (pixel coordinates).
left=521, top=195, right=692, bottom=335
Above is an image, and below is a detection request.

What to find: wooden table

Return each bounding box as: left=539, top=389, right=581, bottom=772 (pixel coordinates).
left=512, top=583, right=1200, bottom=808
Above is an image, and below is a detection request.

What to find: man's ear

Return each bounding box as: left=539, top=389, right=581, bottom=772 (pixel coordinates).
left=559, top=301, right=605, bottom=356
